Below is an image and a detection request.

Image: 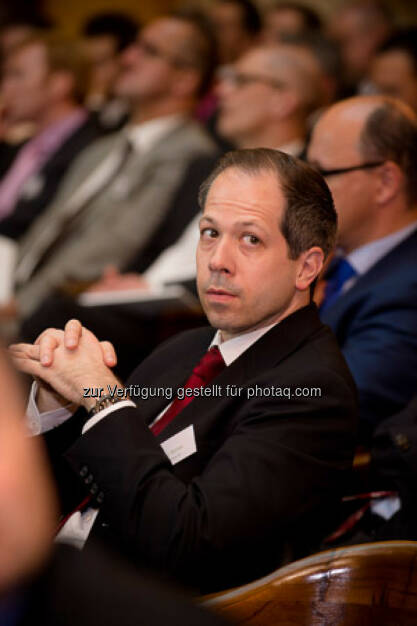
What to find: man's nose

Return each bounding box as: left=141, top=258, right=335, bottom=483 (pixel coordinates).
left=208, top=238, right=235, bottom=274
left=120, top=42, right=141, bottom=67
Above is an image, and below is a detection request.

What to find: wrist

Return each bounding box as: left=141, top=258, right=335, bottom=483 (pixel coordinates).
left=80, top=373, right=123, bottom=411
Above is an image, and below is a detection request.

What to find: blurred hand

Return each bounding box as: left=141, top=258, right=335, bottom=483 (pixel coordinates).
left=0, top=351, right=57, bottom=592
left=87, top=265, right=150, bottom=292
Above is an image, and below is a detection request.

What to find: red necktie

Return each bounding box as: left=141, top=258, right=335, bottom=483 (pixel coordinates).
left=151, top=346, right=225, bottom=436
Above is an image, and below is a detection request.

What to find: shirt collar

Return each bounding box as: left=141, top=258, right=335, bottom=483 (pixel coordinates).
left=347, top=221, right=417, bottom=276
left=209, top=322, right=278, bottom=366
left=125, top=114, right=185, bottom=154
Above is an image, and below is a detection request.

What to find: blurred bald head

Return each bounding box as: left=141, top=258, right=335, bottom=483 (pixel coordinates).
left=217, top=43, right=325, bottom=148
left=308, top=95, right=417, bottom=252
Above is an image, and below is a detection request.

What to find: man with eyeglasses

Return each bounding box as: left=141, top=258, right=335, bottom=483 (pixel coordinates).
left=7, top=10, right=217, bottom=323
left=216, top=43, right=326, bottom=154
left=307, top=94, right=417, bottom=442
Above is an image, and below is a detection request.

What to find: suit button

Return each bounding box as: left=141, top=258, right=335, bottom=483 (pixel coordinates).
left=84, top=474, right=94, bottom=485
left=80, top=465, right=89, bottom=477
left=394, top=433, right=411, bottom=451
left=97, top=492, right=104, bottom=505
left=90, top=483, right=98, bottom=495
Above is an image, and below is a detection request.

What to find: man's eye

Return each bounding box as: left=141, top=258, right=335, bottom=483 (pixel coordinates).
left=200, top=228, right=218, bottom=239
left=243, top=234, right=260, bottom=245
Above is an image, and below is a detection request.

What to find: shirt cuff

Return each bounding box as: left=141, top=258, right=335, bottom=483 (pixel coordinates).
left=82, top=400, right=137, bottom=434
left=26, top=381, right=74, bottom=435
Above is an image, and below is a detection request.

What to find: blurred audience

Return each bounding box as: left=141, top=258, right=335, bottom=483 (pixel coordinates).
left=369, top=28, right=417, bottom=112
left=20, top=40, right=328, bottom=374
left=0, top=349, right=227, bottom=625
left=81, top=11, right=139, bottom=131
left=8, top=11, right=217, bottom=321
left=262, top=2, right=322, bottom=43
left=0, top=35, right=100, bottom=240
left=328, top=0, right=393, bottom=92
left=308, top=95, right=417, bottom=441
left=208, top=0, right=262, bottom=65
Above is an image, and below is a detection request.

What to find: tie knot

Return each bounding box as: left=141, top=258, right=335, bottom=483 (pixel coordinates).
left=193, top=346, right=225, bottom=382
left=321, top=256, right=357, bottom=312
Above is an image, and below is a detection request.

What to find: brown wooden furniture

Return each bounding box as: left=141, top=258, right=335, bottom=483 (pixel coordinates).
left=202, top=541, right=417, bottom=625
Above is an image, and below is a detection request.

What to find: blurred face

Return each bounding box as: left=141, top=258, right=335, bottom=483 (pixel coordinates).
left=217, top=48, right=287, bottom=146
left=370, top=50, right=417, bottom=112
left=83, top=35, right=120, bottom=98
left=114, top=17, right=193, bottom=103
left=210, top=2, right=253, bottom=64
left=197, top=167, right=302, bottom=339
left=307, top=107, right=377, bottom=253
left=0, top=355, right=57, bottom=592
left=329, top=9, right=383, bottom=83
left=263, top=8, right=307, bottom=43
left=1, top=42, right=51, bottom=123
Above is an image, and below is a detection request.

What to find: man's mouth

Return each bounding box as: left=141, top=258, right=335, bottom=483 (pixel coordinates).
left=206, top=287, right=237, bottom=301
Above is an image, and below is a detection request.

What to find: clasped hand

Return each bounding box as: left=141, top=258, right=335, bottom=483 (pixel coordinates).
left=10, top=320, right=120, bottom=411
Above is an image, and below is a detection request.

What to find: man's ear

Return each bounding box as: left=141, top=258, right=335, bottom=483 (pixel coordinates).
left=48, top=71, right=75, bottom=102
left=172, top=68, right=200, bottom=99
left=295, top=246, right=324, bottom=291
left=375, top=160, right=404, bottom=205
left=270, top=89, right=298, bottom=121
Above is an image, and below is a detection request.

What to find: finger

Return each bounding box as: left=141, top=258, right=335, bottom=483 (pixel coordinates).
left=11, top=354, right=44, bottom=378
left=38, top=335, right=59, bottom=366
left=64, top=319, right=82, bottom=349
left=34, top=327, right=60, bottom=346
left=100, top=341, right=117, bottom=367
left=9, top=343, right=41, bottom=361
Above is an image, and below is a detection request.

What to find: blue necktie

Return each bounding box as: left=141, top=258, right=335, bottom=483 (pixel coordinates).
left=321, top=257, right=357, bottom=312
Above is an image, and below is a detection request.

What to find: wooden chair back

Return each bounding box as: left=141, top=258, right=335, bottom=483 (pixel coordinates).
left=203, top=541, right=417, bottom=625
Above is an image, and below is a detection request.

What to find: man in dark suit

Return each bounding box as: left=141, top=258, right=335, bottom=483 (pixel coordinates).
left=0, top=35, right=101, bottom=240
left=11, top=148, right=357, bottom=593
left=307, top=95, right=417, bottom=441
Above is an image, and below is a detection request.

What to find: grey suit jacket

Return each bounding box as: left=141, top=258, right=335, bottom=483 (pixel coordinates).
left=15, top=119, right=216, bottom=317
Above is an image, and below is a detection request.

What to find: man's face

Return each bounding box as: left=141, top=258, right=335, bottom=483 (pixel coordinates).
left=370, top=50, right=417, bottom=112
left=114, top=18, right=192, bottom=103
left=217, top=48, right=286, bottom=146
left=83, top=35, right=120, bottom=98
left=307, top=107, right=376, bottom=253
left=210, top=2, right=251, bottom=64
left=1, top=42, right=51, bottom=123
left=197, top=167, right=301, bottom=339
left=263, top=8, right=308, bottom=43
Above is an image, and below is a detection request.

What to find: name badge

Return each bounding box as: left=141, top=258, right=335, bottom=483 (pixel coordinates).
left=160, top=425, right=197, bottom=465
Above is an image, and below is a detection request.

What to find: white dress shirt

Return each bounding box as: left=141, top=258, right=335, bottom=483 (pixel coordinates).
left=29, top=320, right=278, bottom=549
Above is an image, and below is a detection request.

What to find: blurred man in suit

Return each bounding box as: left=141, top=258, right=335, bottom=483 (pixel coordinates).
left=9, top=11, right=217, bottom=321
left=11, top=148, right=357, bottom=593
left=307, top=95, right=417, bottom=440
left=0, top=350, right=228, bottom=625
left=0, top=35, right=100, bottom=239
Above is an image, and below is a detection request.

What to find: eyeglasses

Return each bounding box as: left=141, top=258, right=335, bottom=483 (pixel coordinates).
left=136, top=37, right=192, bottom=69
left=217, top=65, right=287, bottom=90
left=313, top=161, right=386, bottom=178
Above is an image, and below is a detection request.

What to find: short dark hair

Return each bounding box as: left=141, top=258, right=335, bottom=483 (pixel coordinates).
left=359, top=98, right=417, bottom=205
left=199, top=148, right=337, bottom=259
left=83, top=12, right=139, bottom=52
left=377, top=28, right=417, bottom=76
left=215, top=0, right=262, bottom=35
left=170, top=8, right=218, bottom=97
left=269, top=2, right=322, bottom=32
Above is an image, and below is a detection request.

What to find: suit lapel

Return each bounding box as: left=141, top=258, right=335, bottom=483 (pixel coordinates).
left=154, top=304, right=323, bottom=442
left=321, top=229, right=417, bottom=326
